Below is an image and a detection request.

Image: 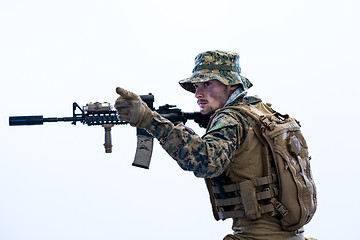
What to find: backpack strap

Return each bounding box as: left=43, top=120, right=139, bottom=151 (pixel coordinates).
left=232, top=105, right=277, bottom=178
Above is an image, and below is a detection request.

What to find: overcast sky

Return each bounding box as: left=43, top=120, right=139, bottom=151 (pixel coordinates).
left=1, top=1, right=359, bottom=239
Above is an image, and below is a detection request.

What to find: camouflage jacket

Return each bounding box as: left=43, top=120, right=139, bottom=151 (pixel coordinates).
left=144, top=93, right=262, bottom=178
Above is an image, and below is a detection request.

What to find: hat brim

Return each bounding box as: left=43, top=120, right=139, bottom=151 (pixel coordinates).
left=179, top=69, right=251, bottom=93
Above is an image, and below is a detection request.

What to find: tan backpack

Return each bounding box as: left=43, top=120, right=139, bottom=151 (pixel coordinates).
left=231, top=102, right=317, bottom=231
left=211, top=103, right=317, bottom=231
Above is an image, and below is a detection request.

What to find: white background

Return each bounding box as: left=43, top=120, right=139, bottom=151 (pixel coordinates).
left=1, top=1, right=359, bottom=239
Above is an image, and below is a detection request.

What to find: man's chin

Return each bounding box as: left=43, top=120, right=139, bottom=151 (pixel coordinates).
left=200, top=109, right=206, bottom=115
left=200, top=108, right=214, bottom=115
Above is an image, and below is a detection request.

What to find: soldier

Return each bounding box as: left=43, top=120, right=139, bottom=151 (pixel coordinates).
left=114, top=50, right=310, bottom=240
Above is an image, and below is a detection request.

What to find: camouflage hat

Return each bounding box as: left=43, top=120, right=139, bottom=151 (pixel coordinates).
left=179, top=50, right=253, bottom=93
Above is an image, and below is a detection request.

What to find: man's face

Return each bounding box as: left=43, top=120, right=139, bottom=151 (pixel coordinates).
left=194, top=80, right=235, bottom=115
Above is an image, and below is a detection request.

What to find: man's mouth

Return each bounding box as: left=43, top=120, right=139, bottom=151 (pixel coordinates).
left=197, top=100, right=207, bottom=108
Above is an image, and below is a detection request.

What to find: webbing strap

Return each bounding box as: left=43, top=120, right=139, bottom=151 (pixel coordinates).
left=213, top=186, right=278, bottom=207
left=217, top=203, right=277, bottom=220
left=213, top=187, right=278, bottom=206
left=215, top=196, right=242, bottom=207
left=257, top=187, right=278, bottom=201
left=252, top=174, right=277, bottom=186
left=212, top=174, right=277, bottom=194
left=218, top=209, right=246, bottom=219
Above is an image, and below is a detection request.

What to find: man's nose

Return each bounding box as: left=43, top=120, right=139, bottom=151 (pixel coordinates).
left=195, top=87, right=203, bottom=98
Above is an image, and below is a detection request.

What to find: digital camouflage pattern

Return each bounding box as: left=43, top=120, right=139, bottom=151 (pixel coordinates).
left=144, top=93, right=309, bottom=240
left=179, top=50, right=253, bottom=93
left=144, top=95, right=255, bottom=178
left=142, top=49, right=313, bottom=239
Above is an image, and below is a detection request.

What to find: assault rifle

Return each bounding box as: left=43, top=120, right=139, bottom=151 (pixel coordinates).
left=9, top=94, right=210, bottom=169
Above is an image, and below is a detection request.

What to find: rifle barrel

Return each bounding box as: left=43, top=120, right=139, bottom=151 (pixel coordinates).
left=9, top=115, right=44, bottom=126
left=9, top=116, right=75, bottom=126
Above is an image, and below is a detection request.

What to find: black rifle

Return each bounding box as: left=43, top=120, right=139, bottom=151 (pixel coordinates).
left=9, top=94, right=210, bottom=169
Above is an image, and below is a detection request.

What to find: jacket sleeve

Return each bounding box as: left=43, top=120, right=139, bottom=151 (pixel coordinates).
left=144, top=110, right=247, bottom=178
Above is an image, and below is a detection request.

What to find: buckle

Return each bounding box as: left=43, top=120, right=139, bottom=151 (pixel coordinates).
left=270, top=198, right=288, bottom=216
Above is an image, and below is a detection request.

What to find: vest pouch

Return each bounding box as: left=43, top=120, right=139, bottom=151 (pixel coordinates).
left=239, top=180, right=261, bottom=220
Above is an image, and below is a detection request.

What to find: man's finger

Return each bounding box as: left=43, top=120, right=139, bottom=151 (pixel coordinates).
left=116, top=87, right=139, bottom=100
left=116, top=107, right=130, bottom=115
left=114, top=99, right=132, bottom=109
left=117, top=115, right=130, bottom=122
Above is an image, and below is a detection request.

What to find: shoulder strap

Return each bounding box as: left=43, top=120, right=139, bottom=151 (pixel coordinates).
left=226, top=104, right=276, bottom=177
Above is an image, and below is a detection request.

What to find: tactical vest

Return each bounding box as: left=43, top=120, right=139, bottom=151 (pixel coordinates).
left=205, top=102, right=317, bottom=231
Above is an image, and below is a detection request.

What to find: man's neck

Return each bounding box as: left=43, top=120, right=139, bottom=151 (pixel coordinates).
left=224, top=88, right=246, bottom=107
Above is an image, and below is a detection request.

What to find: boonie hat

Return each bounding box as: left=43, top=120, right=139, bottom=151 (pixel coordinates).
left=179, top=50, right=252, bottom=93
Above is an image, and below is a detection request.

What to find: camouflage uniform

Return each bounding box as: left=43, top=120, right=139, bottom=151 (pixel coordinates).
left=145, top=92, right=250, bottom=178
left=144, top=51, right=305, bottom=240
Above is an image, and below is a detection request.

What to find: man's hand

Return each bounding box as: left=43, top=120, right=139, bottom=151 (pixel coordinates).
left=115, top=87, right=153, bottom=128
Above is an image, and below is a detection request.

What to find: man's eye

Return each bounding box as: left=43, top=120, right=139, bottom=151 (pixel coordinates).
left=204, top=82, right=211, bottom=87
